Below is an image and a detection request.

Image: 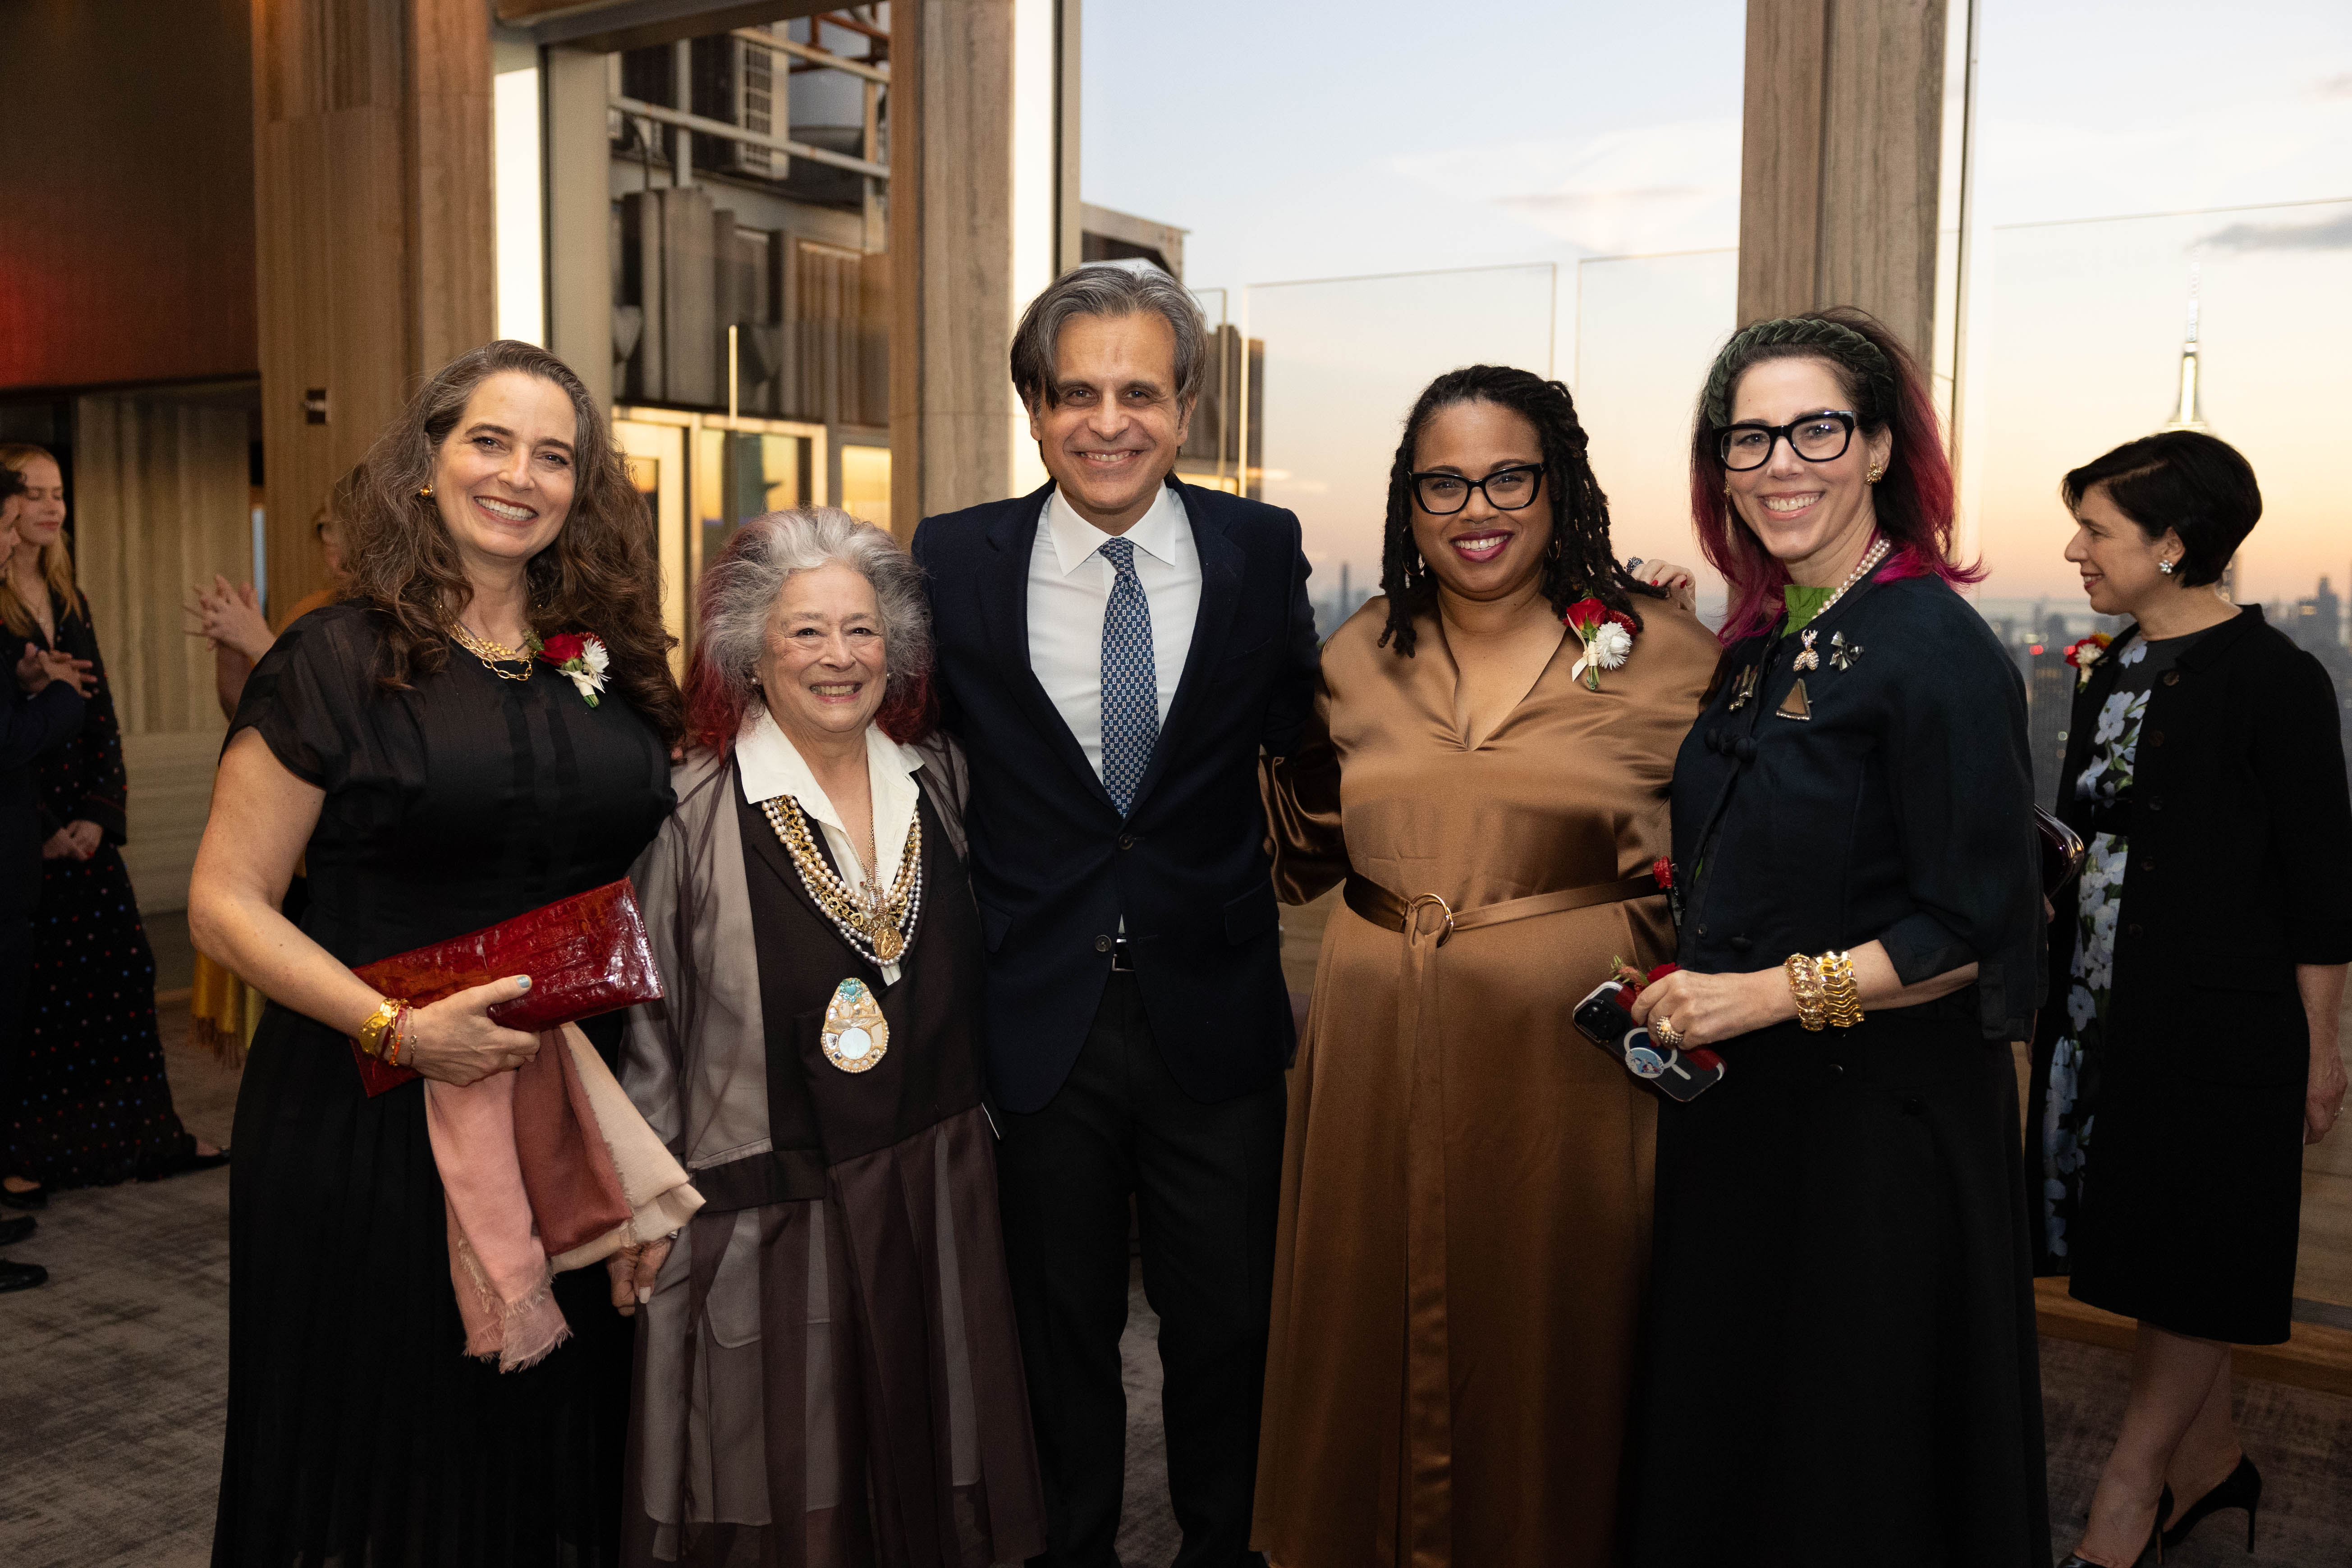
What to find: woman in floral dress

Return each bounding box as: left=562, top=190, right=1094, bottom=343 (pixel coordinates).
left=2029, top=430, right=2352, bottom=1568
left=2037, top=631, right=2173, bottom=1267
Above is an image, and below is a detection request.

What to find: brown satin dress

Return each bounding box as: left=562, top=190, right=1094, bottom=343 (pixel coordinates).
left=1252, top=596, right=1717, bottom=1568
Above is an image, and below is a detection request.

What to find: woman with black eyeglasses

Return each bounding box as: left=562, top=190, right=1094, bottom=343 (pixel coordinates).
left=1622, top=312, right=2049, bottom=1564
left=1252, top=365, right=1716, bottom=1567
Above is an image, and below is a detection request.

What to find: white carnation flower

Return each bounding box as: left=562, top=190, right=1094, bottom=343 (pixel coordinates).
left=1587, top=621, right=1632, bottom=670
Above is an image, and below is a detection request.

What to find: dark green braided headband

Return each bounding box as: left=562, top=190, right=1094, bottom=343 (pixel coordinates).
left=1701, top=316, right=1895, bottom=429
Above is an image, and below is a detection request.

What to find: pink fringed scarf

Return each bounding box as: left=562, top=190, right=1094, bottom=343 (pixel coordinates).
left=423, top=1024, right=701, bottom=1370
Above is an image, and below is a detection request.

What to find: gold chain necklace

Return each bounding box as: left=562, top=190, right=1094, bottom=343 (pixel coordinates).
left=448, top=621, right=537, bottom=681
left=761, top=795, right=924, bottom=965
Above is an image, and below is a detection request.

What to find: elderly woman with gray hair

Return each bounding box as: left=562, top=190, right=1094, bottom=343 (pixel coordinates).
left=614, top=508, right=1045, bottom=1567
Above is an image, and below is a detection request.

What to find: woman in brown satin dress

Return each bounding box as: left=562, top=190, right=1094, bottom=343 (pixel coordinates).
left=1253, top=366, right=1717, bottom=1568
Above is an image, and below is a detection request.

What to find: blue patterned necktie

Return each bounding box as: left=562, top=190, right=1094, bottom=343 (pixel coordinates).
left=1097, top=537, right=1159, bottom=816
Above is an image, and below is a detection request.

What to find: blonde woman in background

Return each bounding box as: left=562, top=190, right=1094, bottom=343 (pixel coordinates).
left=0, top=443, right=222, bottom=1204
left=182, top=465, right=362, bottom=1061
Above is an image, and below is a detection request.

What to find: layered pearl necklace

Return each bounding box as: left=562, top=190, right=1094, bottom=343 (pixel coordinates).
left=1809, top=536, right=1890, bottom=623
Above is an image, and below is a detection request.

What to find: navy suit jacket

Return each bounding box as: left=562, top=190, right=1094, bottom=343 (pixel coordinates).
left=912, top=477, right=1320, bottom=1113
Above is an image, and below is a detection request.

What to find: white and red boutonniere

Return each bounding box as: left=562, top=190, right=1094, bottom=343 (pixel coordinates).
left=2063, top=633, right=2112, bottom=690
left=1564, top=598, right=1637, bottom=690
left=538, top=632, right=610, bottom=707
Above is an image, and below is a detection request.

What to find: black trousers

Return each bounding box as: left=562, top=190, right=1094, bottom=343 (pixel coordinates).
left=995, top=971, right=1285, bottom=1568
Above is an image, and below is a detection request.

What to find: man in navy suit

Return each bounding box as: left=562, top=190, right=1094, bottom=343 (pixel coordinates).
left=913, top=261, right=1317, bottom=1566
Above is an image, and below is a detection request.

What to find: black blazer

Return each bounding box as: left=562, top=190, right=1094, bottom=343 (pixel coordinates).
left=912, top=478, right=1320, bottom=1113
left=2038, top=607, right=2352, bottom=1086
left=1671, top=573, right=2044, bottom=1043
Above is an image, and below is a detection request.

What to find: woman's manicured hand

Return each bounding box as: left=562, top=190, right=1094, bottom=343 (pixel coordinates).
left=401, top=976, right=542, bottom=1087
left=607, top=1234, right=675, bottom=1316
left=1632, top=558, right=1700, bottom=614
left=1627, top=965, right=1792, bottom=1049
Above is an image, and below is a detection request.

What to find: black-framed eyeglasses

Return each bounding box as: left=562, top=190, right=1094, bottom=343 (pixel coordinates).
left=1715, top=410, right=1857, bottom=471
left=1410, top=464, right=1545, bottom=516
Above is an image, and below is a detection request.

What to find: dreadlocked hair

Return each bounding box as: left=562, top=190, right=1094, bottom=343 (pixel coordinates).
left=1376, top=365, right=1657, bottom=658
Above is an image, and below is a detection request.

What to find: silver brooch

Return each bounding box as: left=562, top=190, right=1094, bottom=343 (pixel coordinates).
left=1830, top=632, right=1863, bottom=671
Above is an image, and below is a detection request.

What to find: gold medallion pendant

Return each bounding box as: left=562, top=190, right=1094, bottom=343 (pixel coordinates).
left=821, top=977, right=890, bottom=1073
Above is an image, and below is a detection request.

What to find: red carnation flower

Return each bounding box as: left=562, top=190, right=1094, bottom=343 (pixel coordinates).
left=540, top=632, right=587, bottom=665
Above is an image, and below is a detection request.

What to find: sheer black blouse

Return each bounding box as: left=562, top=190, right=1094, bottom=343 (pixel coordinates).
left=227, top=603, right=676, bottom=971
left=1670, top=572, right=2043, bottom=1041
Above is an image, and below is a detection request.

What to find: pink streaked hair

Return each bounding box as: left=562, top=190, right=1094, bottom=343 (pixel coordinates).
left=1688, top=308, right=1983, bottom=644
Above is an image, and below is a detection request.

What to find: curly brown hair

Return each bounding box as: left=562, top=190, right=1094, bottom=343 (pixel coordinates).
left=344, top=340, right=682, bottom=744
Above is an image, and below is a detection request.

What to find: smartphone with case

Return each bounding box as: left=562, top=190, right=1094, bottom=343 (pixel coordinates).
left=1573, top=979, right=1727, bottom=1102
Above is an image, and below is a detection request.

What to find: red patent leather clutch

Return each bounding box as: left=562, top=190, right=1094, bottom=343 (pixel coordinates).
left=347, top=880, right=663, bottom=1097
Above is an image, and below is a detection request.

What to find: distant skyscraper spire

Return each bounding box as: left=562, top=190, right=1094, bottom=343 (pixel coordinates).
left=2158, top=262, right=2231, bottom=595
left=2160, top=263, right=2210, bottom=434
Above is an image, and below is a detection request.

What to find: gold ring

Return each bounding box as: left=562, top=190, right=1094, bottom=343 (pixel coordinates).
left=1403, top=892, right=1456, bottom=944
left=1652, top=1015, right=1683, bottom=1047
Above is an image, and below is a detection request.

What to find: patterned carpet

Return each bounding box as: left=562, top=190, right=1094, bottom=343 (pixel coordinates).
left=0, top=1013, right=2345, bottom=1567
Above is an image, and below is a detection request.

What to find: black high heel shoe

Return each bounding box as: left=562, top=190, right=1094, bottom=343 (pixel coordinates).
left=2163, top=1455, right=2260, bottom=1554
left=2060, top=1485, right=2170, bottom=1568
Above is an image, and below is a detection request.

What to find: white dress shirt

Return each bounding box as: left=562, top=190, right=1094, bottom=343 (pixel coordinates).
left=1026, top=481, right=1202, bottom=783
left=736, top=707, right=926, bottom=985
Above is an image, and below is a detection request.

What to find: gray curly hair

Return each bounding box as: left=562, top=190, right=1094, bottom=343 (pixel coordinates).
left=691, top=507, right=932, bottom=732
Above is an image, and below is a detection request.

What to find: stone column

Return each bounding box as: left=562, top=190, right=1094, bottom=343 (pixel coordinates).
left=250, top=0, right=493, bottom=613
left=889, top=0, right=1081, bottom=542
left=1738, top=0, right=1953, bottom=361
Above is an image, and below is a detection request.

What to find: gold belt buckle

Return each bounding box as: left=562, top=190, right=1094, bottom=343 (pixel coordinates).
left=1404, top=892, right=1455, bottom=944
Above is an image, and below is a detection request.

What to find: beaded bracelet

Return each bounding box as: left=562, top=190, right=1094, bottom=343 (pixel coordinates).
left=1817, top=950, right=1865, bottom=1029
left=1783, top=954, right=1828, bottom=1032
left=381, top=1004, right=413, bottom=1068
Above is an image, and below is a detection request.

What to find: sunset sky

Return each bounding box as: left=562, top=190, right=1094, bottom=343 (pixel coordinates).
left=1084, top=0, right=2352, bottom=619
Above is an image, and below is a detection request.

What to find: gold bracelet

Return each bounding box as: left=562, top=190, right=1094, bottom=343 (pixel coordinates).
left=356, top=996, right=401, bottom=1059
left=382, top=1004, right=412, bottom=1068
left=1817, top=950, right=1865, bottom=1028
left=1784, top=954, right=1828, bottom=1032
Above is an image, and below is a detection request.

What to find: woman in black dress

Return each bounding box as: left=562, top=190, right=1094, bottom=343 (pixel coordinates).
left=1623, top=312, right=2048, bottom=1564
left=188, top=341, right=681, bottom=1566
left=2030, top=431, right=2351, bottom=1566
left=1, top=442, right=219, bottom=1199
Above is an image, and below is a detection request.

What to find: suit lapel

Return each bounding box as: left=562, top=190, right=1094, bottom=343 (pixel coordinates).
left=1128, top=481, right=1242, bottom=814
left=980, top=482, right=1118, bottom=810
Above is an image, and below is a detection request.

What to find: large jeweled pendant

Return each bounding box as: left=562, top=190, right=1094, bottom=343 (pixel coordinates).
left=822, top=977, right=889, bottom=1073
